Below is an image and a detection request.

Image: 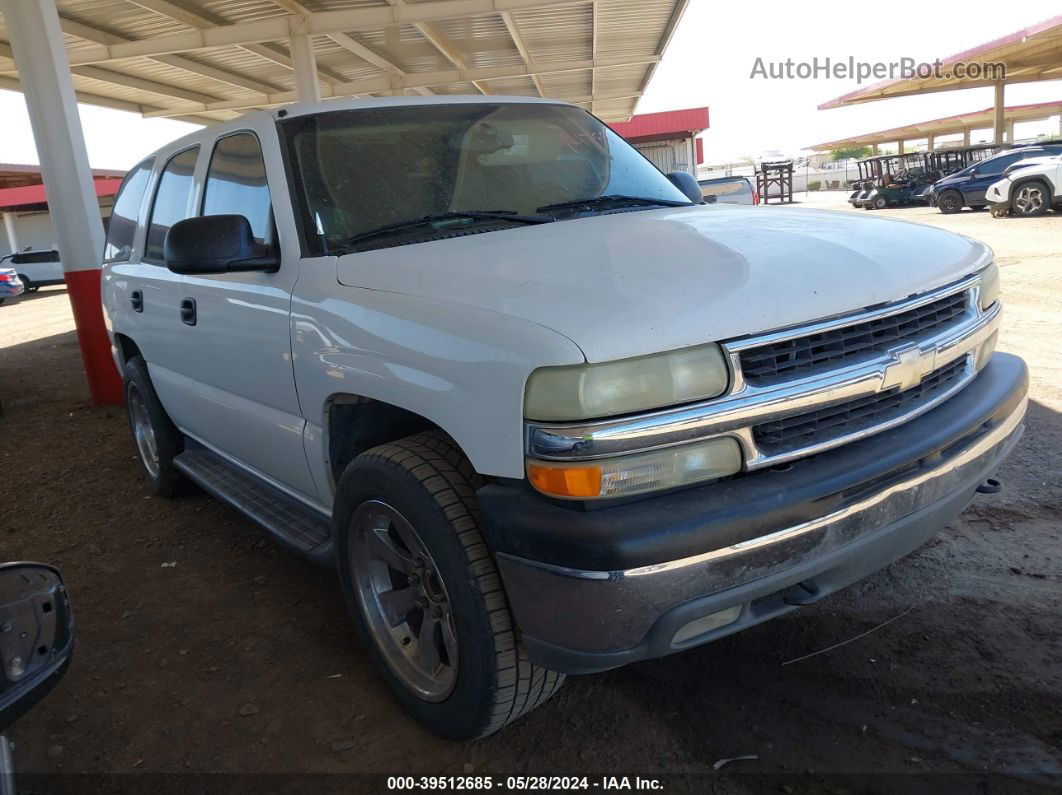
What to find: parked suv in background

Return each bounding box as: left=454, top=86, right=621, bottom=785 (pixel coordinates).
left=0, top=250, right=64, bottom=293
left=102, top=96, right=1027, bottom=739
left=986, top=155, right=1061, bottom=217
left=930, top=143, right=1062, bottom=213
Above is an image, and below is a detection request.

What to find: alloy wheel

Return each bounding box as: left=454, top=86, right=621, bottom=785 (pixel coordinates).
left=349, top=500, right=458, bottom=702
left=1014, top=185, right=1044, bottom=215
left=127, top=384, right=160, bottom=478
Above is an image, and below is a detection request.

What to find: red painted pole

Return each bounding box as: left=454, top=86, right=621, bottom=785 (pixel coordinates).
left=64, top=269, right=122, bottom=406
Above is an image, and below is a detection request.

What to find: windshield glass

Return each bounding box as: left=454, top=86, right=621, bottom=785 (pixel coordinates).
left=281, top=102, right=691, bottom=254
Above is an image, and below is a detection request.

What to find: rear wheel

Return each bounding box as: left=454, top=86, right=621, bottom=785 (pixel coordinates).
left=17, top=275, right=38, bottom=293
left=938, top=190, right=963, bottom=214
left=1010, top=181, right=1049, bottom=217
left=121, top=356, right=188, bottom=497
left=872, top=195, right=888, bottom=210
left=334, top=431, right=564, bottom=739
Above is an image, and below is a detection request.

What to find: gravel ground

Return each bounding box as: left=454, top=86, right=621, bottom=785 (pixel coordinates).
left=1, top=195, right=1059, bottom=793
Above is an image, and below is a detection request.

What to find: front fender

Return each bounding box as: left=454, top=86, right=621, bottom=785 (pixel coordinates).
left=291, top=261, right=585, bottom=482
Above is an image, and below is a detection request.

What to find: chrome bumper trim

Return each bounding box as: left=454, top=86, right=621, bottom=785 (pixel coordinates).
left=528, top=275, right=999, bottom=470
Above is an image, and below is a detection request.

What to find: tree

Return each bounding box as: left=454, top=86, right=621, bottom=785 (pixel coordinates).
left=829, top=146, right=872, bottom=161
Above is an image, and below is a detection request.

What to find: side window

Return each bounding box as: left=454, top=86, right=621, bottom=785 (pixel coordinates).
left=103, top=158, right=153, bottom=262
left=145, top=146, right=200, bottom=262
left=979, top=154, right=1020, bottom=176
left=202, top=132, right=273, bottom=244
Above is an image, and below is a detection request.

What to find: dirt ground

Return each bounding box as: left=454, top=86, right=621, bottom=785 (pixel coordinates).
left=1, top=196, right=1059, bottom=793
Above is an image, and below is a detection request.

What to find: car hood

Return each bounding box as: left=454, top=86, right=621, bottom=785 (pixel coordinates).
left=335, top=204, right=992, bottom=363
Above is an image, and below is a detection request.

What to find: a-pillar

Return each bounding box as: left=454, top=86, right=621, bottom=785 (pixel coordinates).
left=0, top=0, right=120, bottom=405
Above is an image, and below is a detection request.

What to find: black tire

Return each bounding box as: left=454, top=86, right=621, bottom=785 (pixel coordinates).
left=872, top=195, right=888, bottom=210
left=1010, top=180, right=1050, bottom=217
left=334, top=431, right=564, bottom=739
left=121, top=356, right=188, bottom=497
left=938, top=190, right=963, bottom=214
left=17, top=275, right=38, bottom=293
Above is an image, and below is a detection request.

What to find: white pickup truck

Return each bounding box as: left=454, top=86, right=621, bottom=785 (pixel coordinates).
left=102, top=96, right=1027, bottom=739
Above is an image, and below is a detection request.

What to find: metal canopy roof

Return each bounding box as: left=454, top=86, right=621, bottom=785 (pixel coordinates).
left=818, top=15, right=1062, bottom=110
left=809, top=100, right=1062, bottom=151
left=0, top=0, right=690, bottom=125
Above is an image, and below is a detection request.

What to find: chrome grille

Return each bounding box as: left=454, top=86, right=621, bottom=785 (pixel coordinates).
left=753, top=357, right=970, bottom=454
left=740, top=291, right=969, bottom=383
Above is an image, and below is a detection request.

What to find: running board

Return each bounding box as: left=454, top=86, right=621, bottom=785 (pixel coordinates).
left=174, top=447, right=333, bottom=565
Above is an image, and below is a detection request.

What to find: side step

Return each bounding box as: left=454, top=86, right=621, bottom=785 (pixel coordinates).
left=174, top=447, right=333, bottom=565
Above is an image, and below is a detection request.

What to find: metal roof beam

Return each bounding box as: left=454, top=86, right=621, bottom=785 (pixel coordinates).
left=52, top=15, right=283, bottom=95
left=64, top=0, right=589, bottom=66
left=328, top=31, right=406, bottom=76
left=141, top=54, right=659, bottom=116
left=500, top=11, right=543, bottom=96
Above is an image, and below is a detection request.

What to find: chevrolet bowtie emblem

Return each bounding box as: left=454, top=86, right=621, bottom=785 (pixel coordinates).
left=881, top=344, right=936, bottom=392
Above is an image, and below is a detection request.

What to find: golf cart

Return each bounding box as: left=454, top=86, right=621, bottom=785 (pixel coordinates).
left=847, top=156, right=883, bottom=207
left=862, top=153, right=935, bottom=209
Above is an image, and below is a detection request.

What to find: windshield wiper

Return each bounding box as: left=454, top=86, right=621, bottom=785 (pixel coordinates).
left=335, top=210, right=555, bottom=249
left=537, top=194, right=692, bottom=214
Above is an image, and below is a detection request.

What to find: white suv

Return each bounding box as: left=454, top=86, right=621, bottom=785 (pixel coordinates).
left=102, top=96, right=1027, bottom=739
left=986, top=154, right=1061, bottom=217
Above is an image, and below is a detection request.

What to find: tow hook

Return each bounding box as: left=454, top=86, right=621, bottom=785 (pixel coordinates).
left=977, top=477, right=1003, bottom=494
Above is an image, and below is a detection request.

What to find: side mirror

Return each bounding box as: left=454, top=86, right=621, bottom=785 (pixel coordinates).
left=666, top=171, right=704, bottom=204
left=164, top=215, right=278, bottom=275
left=1, top=563, right=75, bottom=732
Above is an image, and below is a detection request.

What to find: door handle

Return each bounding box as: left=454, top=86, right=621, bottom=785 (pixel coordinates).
left=179, top=297, right=197, bottom=326
left=130, top=290, right=143, bottom=312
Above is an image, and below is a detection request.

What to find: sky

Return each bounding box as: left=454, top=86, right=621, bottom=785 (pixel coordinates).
left=0, top=1, right=1060, bottom=170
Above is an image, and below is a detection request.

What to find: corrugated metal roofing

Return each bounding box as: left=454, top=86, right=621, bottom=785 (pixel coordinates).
left=0, top=0, right=691, bottom=124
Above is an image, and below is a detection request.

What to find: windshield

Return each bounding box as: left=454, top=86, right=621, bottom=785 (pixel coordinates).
left=281, top=102, right=691, bottom=255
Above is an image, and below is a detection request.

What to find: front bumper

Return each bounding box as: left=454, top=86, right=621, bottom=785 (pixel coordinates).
left=479, top=353, right=1028, bottom=674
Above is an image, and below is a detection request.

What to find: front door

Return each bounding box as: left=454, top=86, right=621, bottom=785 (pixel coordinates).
left=173, top=124, right=317, bottom=503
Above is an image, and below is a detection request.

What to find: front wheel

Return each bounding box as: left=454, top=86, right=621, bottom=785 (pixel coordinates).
left=937, top=190, right=963, bottom=214
left=1011, top=181, right=1049, bottom=217
left=872, top=195, right=888, bottom=210
left=334, top=432, right=564, bottom=739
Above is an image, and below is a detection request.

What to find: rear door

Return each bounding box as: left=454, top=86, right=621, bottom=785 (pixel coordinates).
left=171, top=123, right=317, bottom=501
left=103, top=151, right=196, bottom=412
left=966, top=152, right=1024, bottom=204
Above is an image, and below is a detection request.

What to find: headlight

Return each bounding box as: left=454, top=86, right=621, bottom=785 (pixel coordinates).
left=979, top=263, right=999, bottom=310
left=527, top=436, right=742, bottom=499
left=524, top=343, right=729, bottom=422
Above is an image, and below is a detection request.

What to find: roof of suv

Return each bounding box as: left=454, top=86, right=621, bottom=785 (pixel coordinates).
left=149, top=95, right=573, bottom=164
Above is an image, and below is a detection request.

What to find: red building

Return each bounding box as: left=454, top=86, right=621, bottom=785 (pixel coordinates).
left=609, top=107, right=709, bottom=176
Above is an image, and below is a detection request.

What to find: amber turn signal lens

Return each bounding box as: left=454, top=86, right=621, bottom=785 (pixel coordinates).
left=527, top=462, right=602, bottom=498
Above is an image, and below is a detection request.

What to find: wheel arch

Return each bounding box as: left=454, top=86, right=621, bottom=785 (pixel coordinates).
left=112, top=332, right=143, bottom=367
left=323, top=393, right=455, bottom=486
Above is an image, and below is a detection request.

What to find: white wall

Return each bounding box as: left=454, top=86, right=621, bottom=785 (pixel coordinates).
left=0, top=198, right=113, bottom=258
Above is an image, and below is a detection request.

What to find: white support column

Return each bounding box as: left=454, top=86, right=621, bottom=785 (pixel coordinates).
left=289, top=31, right=320, bottom=102
left=962, top=128, right=971, bottom=146
left=897, top=139, right=904, bottom=154
left=1005, top=119, right=1015, bottom=143
left=926, top=134, right=935, bottom=151
left=0, top=0, right=120, bottom=404
left=1, top=211, right=18, bottom=254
